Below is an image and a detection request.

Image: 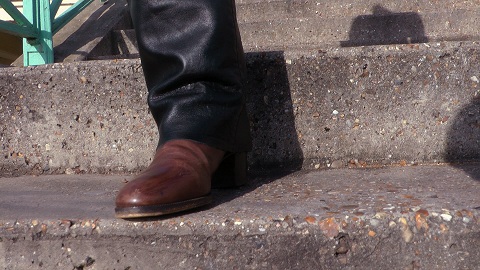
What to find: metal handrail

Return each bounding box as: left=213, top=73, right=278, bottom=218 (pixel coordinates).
left=0, top=0, right=36, bottom=37
left=0, top=0, right=94, bottom=66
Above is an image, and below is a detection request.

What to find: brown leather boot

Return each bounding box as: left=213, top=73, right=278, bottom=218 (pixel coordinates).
left=116, top=140, right=227, bottom=218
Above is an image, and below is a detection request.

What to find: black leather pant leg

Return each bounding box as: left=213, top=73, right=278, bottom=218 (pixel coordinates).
left=130, top=0, right=252, bottom=153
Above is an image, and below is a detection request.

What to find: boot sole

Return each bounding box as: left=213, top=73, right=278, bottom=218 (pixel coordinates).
left=115, top=195, right=212, bottom=219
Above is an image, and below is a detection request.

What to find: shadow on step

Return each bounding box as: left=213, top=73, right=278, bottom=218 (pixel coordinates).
left=244, top=51, right=304, bottom=175
left=54, top=0, right=131, bottom=62
left=213, top=51, right=304, bottom=211
left=445, top=97, right=480, bottom=181
left=341, top=4, right=429, bottom=47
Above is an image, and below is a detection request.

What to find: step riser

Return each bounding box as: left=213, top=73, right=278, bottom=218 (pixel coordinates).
left=246, top=44, right=480, bottom=170
left=2, top=228, right=478, bottom=269
left=1, top=42, right=479, bottom=176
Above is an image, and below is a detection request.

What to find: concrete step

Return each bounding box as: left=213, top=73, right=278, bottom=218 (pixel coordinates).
left=87, top=0, right=480, bottom=58
left=239, top=9, right=480, bottom=50
left=0, top=164, right=479, bottom=269
left=1, top=41, right=479, bottom=176
left=1, top=2, right=479, bottom=268
left=236, top=0, right=480, bottom=13
left=236, top=0, right=480, bottom=24
left=236, top=0, right=480, bottom=50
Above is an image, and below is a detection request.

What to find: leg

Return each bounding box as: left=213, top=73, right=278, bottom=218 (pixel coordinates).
left=115, top=0, right=251, bottom=218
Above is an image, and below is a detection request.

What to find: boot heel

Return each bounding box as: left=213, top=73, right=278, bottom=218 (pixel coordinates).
left=211, top=152, right=247, bottom=188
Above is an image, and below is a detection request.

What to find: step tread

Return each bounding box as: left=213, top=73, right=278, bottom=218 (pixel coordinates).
left=1, top=165, right=478, bottom=269
left=1, top=164, right=478, bottom=222
left=2, top=47, right=480, bottom=268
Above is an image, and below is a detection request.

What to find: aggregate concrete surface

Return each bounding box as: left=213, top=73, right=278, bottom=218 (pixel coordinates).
left=95, top=0, right=480, bottom=56
left=0, top=164, right=479, bottom=269
left=1, top=1, right=479, bottom=269
left=236, top=0, right=480, bottom=50
left=1, top=41, right=479, bottom=176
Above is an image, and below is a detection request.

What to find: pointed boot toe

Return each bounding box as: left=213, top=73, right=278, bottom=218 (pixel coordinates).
left=115, top=140, right=223, bottom=218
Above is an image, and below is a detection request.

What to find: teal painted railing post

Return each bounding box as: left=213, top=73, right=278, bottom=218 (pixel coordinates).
left=0, top=0, right=96, bottom=66
left=22, top=0, right=54, bottom=66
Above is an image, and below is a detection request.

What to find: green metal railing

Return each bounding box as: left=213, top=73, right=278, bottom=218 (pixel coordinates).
left=0, top=0, right=94, bottom=66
